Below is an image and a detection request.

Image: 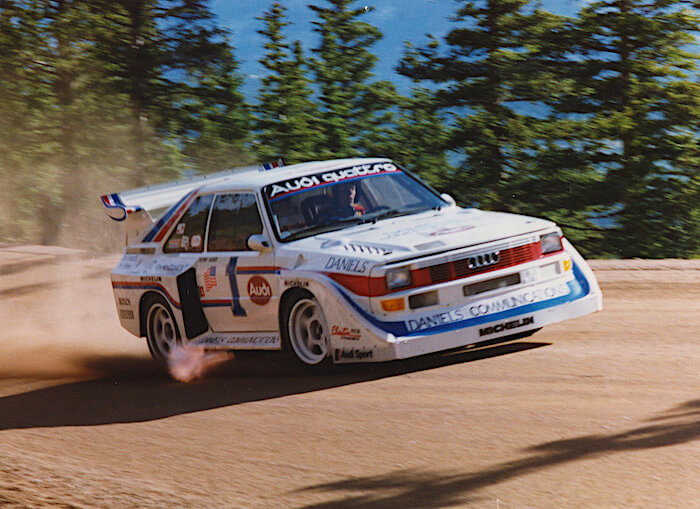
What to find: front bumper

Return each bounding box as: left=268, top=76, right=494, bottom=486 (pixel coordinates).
left=389, top=285, right=601, bottom=360
left=326, top=239, right=602, bottom=363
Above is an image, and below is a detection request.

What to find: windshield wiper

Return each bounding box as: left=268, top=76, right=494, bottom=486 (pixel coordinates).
left=282, top=207, right=435, bottom=241
left=367, top=207, right=433, bottom=223
left=284, top=216, right=364, bottom=241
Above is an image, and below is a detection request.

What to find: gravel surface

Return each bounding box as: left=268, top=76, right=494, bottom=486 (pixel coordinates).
left=0, top=247, right=697, bottom=508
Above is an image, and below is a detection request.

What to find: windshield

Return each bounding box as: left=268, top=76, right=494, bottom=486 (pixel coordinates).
left=263, top=162, right=447, bottom=242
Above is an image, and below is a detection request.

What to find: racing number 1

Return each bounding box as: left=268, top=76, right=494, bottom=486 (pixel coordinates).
left=226, top=257, right=247, bottom=316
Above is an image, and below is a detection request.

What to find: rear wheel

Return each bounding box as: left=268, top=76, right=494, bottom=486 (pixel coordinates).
left=144, top=295, right=180, bottom=361
left=282, top=291, right=331, bottom=368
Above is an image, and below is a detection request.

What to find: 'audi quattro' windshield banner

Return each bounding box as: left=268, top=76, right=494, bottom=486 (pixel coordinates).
left=265, top=162, right=399, bottom=200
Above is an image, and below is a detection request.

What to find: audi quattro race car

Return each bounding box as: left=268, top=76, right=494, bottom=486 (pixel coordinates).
left=102, top=157, right=602, bottom=367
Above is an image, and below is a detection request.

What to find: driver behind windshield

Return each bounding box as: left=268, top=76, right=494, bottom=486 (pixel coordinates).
left=332, top=182, right=365, bottom=218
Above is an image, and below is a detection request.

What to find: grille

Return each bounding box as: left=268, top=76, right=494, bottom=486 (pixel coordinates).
left=422, top=242, right=541, bottom=286
left=429, top=262, right=451, bottom=283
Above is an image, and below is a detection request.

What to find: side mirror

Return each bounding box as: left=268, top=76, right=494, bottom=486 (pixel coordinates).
left=248, top=234, right=272, bottom=252
left=440, top=193, right=456, bottom=207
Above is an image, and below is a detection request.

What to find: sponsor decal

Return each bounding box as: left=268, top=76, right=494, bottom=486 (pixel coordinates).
left=324, top=256, right=369, bottom=274
left=248, top=276, right=272, bottom=305
left=429, top=224, right=476, bottom=236
left=379, top=222, right=456, bottom=240
left=407, top=309, right=465, bottom=333
left=468, top=284, right=569, bottom=317
left=268, top=175, right=321, bottom=199
left=118, top=254, right=145, bottom=269
left=117, top=297, right=131, bottom=306
left=378, top=220, right=475, bottom=241
left=284, top=279, right=309, bottom=288
left=176, top=223, right=186, bottom=235
left=331, top=325, right=361, bottom=340
left=320, top=240, right=342, bottom=249
left=119, top=309, right=135, bottom=320
left=140, top=276, right=162, bottom=282
left=145, top=260, right=192, bottom=273
left=479, top=316, right=534, bottom=337
left=334, top=348, right=374, bottom=361
left=194, top=334, right=280, bottom=347
left=405, top=283, right=569, bottom=332
left=158, top=263, right=187, bottom=272
left=191, top=235, right=202, bottom=248
left=267, top=162, right=398, bottom=199
left=168, top=239, right=180, bottom=250
left=203, top=266, right=217, bottom=292
left=180, top=235, right=189, bottom=250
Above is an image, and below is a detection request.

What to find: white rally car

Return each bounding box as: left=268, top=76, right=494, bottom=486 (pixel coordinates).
left=102, top=158, right=602, bottom=367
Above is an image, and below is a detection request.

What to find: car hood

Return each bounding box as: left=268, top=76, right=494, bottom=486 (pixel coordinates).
left=285, top=207, right=555, bottom=264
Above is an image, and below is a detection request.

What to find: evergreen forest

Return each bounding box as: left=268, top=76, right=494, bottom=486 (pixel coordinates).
left=0, top=0, right=698, bottom=257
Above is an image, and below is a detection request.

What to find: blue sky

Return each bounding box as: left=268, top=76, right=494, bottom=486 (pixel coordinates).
left=211, top=0, right=588, bottom=99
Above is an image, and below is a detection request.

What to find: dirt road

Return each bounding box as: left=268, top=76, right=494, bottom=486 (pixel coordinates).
left=0, top=246, right=698, bottom=508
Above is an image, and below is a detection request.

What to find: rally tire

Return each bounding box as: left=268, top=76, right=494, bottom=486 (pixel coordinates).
left=144, top=294, right=181, bottom=362
left=281, top=290, right=332, bottom=370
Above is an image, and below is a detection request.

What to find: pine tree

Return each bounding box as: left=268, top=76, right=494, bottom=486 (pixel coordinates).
left=161, top=0, right=252, bottom=172
left=0, top=0, right=251, bottom=247
left=174, top=33, right=252, bottom=173
left=308, top=0, right=397, bottom=158
left=398, top=1, right=576, bottom=211
left=0, top=0, right=43, bottom=241
left=91, top=0, right=252, bottom=179
left=255, top=2, right=322, bottom=163
left=396, top=0, right=622, bottom=254
left=384, top=87, right=452, bottom=189
left=566, top=0, right=700, bottom=257
left=0, top=0, right=134, bottom=244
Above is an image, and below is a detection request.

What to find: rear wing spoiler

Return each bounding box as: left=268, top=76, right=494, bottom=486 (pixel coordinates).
left=101, top=164, right=261, bottom=244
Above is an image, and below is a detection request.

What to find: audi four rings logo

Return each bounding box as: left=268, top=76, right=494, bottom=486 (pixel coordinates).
left=468, top=251, right=500, bottom=269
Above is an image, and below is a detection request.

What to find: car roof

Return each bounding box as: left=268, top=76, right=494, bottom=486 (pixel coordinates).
left=198, top=157, right=392, bottom=194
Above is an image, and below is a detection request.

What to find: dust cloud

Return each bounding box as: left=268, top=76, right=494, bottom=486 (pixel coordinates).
left=0, top=248, right=146, bottom=380
left=0, top=246, right=237, bottom=383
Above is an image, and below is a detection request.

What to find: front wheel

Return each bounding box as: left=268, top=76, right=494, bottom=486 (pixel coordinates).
left=144, top=295, right=180, bottom=361
left=282, top=291, right=331, bottom=368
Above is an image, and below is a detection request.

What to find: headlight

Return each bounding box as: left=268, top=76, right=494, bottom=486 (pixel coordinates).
left=540, top=232, right=563, bottom=254
left=386, top=267, right=412, bottom=290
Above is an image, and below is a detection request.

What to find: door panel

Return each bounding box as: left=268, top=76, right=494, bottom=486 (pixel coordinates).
left=195, top=192, right=278, bottom=333
left=196, top=252, right=278, bottom=332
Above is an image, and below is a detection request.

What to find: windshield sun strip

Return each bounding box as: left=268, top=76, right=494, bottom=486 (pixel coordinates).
left=266, top=170, right=400, bottom=203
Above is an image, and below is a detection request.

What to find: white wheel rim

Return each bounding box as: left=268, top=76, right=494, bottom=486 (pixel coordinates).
left=149, top=303, right=177, bottom=358
left=288, top=298, right=329, bottom=365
